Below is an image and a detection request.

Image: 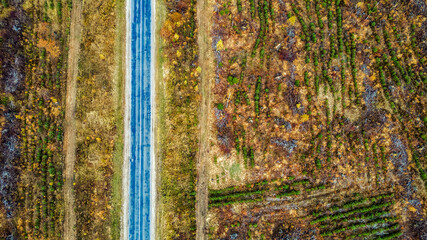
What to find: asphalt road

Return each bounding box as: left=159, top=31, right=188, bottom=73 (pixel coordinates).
left=128, top=0, right=152, bottom=238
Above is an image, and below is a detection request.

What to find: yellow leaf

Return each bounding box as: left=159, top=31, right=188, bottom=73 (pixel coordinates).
left=173, top=33, right=179, bottom=41
left=409, top=206, right=417, bottom=213
left=177, top=50, right=181, bottom=57
left=301, top=114, right=309, bottom=122
left=216, top=39, right=224, bottom=51
left=356, top=2, right=364, bottom=8
left=196, top=66, right=202, bottom=73
left=287, top=16, right=296, bottom=25
left=99, top=54, right=105, bottom=60
left=296, top=103, right=301, bottom=108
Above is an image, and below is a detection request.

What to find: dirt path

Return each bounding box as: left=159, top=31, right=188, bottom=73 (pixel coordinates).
left=195, top=0, right=213, bottom=238
left=63, top=1, right=83, bottom=239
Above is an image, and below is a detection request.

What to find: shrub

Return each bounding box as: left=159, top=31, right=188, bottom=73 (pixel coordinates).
left=315, top=158, right=321, bottom=169
left=217, top=103, right=224, bottom=110
left=227, top=75, right=239, bottom=85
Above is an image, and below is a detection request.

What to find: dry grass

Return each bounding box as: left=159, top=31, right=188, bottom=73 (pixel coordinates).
left=73, top=0, right=125, bottom=239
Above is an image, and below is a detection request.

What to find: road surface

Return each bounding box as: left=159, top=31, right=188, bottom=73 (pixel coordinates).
left=124, top=0, right=153, bottom=239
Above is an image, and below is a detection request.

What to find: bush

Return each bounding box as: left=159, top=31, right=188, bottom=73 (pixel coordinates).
left=227, top=75, right=239, bottom=85
left=315, top=158, right=321, bottom=169
left=217, top=103, right=224, bottom=110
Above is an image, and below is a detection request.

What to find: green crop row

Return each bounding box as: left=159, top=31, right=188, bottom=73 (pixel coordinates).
left=254, top=77, right=261, bottom=115
left=292, top=179, right=310, bottom=186
left=314, top=0, right=324, bottom=29
left=349, top=34, right=359, bottom=102
left=331, top=201, right=395, bottom=221
left=369, top=192, right=394, bottom=202
left=249, top=147, right=255, bottom=167
left=341, top=197, right=367, bottom=209
left=327, top=9, right=333, bottom=29
left=413, top=152, right=427, bottom=181
left=209, top=190, right=265, bottom=202
left=304, top=71, right=310, bottom=86
left=256, top=180, right=269, bottom=186
left=276, top=184, right=290, bottom=191
left=311, top=200, right=395, bottom=225
left=251, top=0, right=271, bottom=60
left=210, top=179, right=271, bottom=197
left=385, top=38, right=411, bottom=86
left=381, top=54, right=401, bottom=87
left=249, top=0, right=255, bottom=18
left=276, top=190, right=301, bottom=198
left=349, top=210, right=389, bottom=222
left=374, top=230, right=403, bottom=240
left=348, top=223, right=399, bottom=239
left=321, top=216, right=399, bottom=237
left=209, top=186, right=236, bottom=195
left=315, top=75, right=320, bottom=94
left=336, top=2, right=343, bottom=53
left=236, top=0, right=242, bottom=12
left=306, top=184, right=326, bottom=192
left=208, top=197, right=263, bottom=207
left=292, top=5, right=308, bottom=35
left=315, top=158, right=322, bottom=169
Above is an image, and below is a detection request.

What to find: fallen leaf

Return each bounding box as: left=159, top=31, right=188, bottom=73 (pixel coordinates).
left=301, top=114, right=309, bottom=122
left=288, top=16, right=296, bottom=25
left=216, top=39, right=224, bottom=51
